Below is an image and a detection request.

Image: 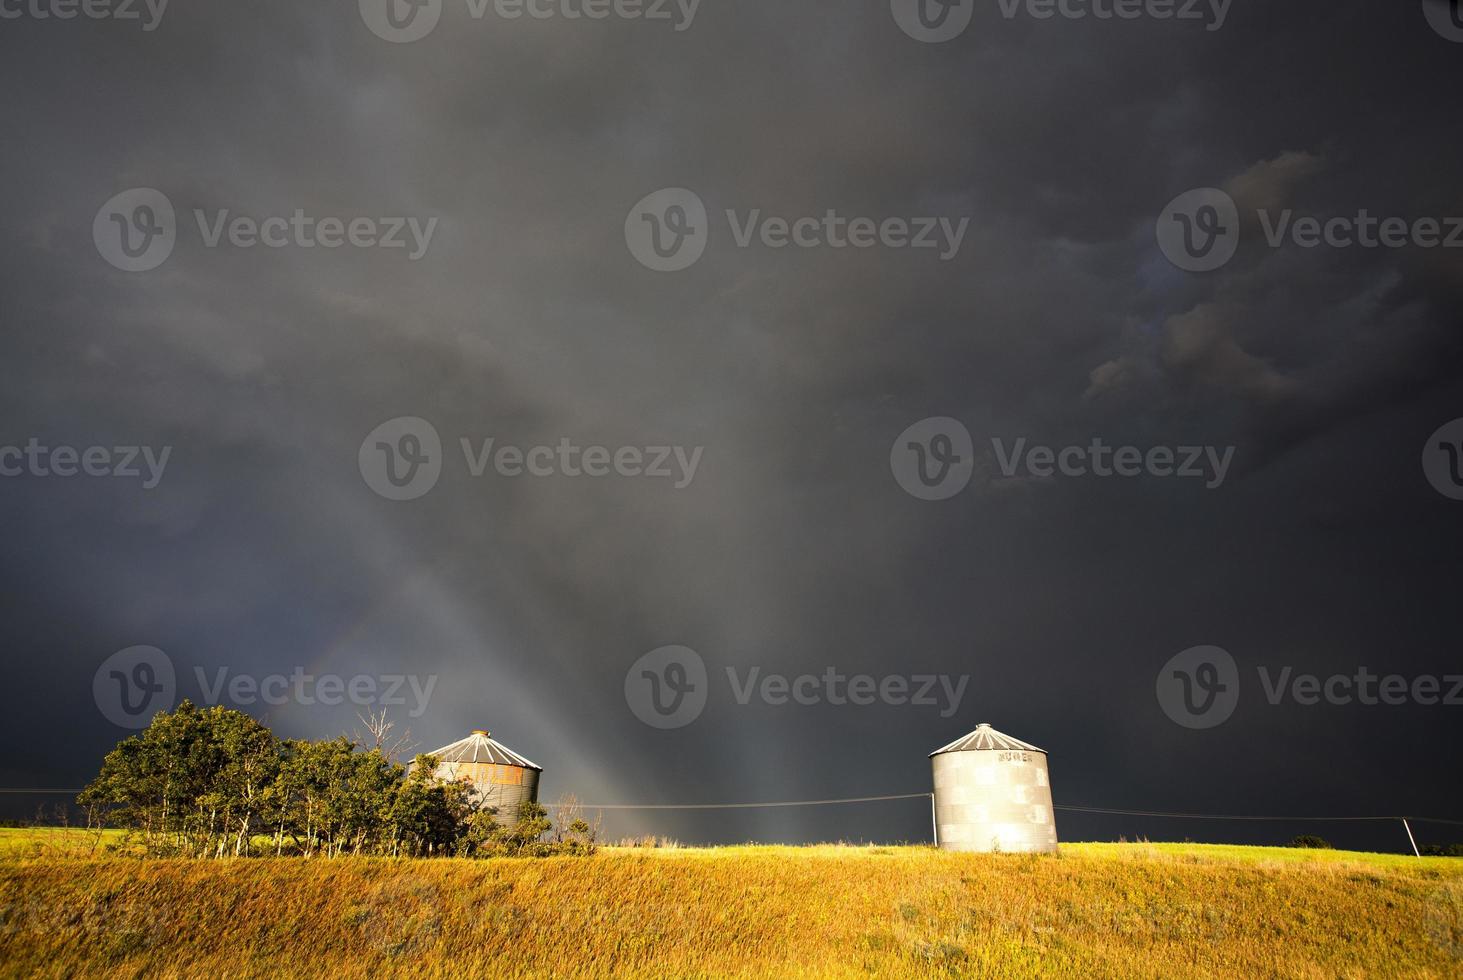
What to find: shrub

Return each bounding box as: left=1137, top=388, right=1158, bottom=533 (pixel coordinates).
left=1288, top=835, right=1333, bottom=849
left=77, top=701, right=590, bottom=860
left=1420, top=843, right=1463, bottom=857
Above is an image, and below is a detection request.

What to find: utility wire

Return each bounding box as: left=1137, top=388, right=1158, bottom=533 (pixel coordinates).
left=1053, top=805, right=1463, bottom=825
left=7, top=787, right=1461, bottom=825
left=575, top=793, right=930, bottom=810
left=568, top=794, right=1463, bottom=825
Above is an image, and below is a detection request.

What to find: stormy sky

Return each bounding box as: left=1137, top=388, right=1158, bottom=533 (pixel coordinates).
left=1, top=0, right=1460, bottom=849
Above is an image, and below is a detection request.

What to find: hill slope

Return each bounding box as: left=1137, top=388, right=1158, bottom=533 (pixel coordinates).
left=1, top=843, right=1460, bottom=978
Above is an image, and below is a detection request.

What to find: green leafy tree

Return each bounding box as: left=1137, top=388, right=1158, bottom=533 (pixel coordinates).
left=390, top=754, right=475, bottom=856
left=78, top=700, right=276, bottom=856
left=196, top=709, right=279, bottom=856
left=79, top=706, right=592, bottom=860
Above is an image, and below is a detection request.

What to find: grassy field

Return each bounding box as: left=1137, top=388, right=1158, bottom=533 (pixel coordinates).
left=1, top=836, right=1459, bottom=978
left=0, top=827, right=129, bottom=858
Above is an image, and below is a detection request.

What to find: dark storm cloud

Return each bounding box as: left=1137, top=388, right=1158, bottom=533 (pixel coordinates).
left=1, top=0, right=1460, bottom=846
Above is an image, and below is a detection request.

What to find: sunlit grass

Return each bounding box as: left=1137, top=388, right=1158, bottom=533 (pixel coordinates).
left=1, top=833, right=1459, bottom=978
left=0, top=827, right=129, bottom=858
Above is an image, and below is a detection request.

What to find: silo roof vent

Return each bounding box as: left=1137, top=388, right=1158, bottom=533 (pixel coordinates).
left=428, top=730, right=543, bottom=770
left=929, top=722, right=1046, bottom=757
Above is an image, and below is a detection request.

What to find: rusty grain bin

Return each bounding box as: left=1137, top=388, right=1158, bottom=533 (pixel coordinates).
left=426, top=729, right=542, bottom=814
left=930, top=723, right=1057, bottom=853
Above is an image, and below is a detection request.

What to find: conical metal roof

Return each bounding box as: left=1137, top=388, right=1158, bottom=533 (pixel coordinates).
left=428, top=729, right=542, bottom=771
left=930, top=722, right=1045, bottom=756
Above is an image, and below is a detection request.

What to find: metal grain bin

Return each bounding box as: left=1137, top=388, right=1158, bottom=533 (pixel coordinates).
left=930, top=723, right=1057, bottom=853
left=426, top=729, right=542, bottom=815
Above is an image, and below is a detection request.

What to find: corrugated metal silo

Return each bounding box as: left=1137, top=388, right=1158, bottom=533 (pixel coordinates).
left=930, top=723, right=1057, bottom=853
left=427, top=729, right=542, bottom=815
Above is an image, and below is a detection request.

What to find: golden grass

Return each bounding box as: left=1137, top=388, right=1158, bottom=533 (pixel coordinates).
left=1, top=841, right=1460, bottom=978
left=0, top=828, right=129, bottom=859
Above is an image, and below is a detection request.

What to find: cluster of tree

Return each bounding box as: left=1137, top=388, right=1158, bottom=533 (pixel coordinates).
left=1420, top=842, right=1463, bottom=857
left=77, top=700, right=595, bottom=859
left=1287, top=835, right=1334, bottom=849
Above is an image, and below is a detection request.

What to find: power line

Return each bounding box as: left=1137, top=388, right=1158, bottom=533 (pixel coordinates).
left=8, top=787, right=1461, bottom=826
left=1053, top=804, right=1463, bottom=825
left=574, top=793, right=930, bottom=810
left=567, top=794, right=1463, bottom=825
